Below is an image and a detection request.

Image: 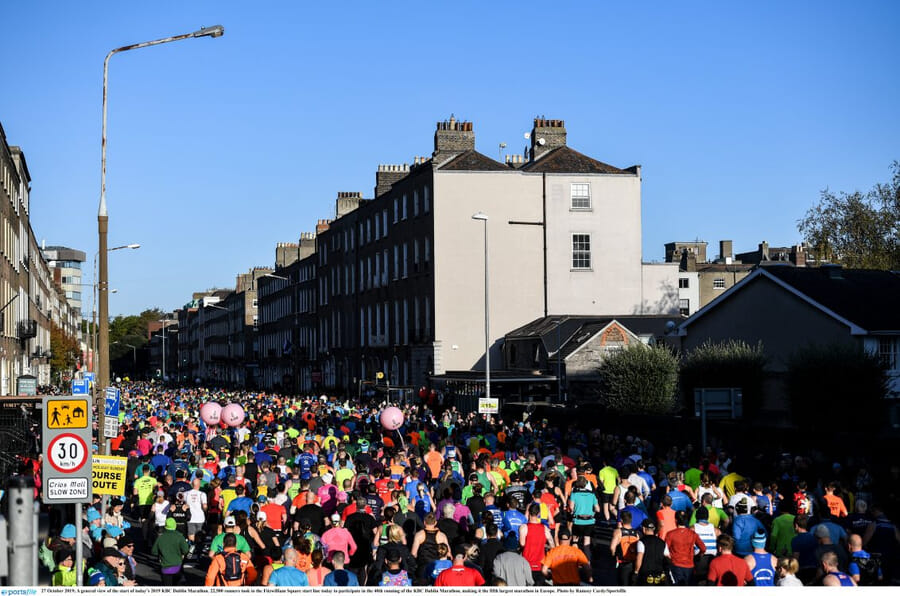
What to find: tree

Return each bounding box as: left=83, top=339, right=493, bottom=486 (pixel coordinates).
left=50, top=322, right=80, bottom=380
left=598, top=344, right=679, bottom=415
left=786, top=343, right=887, bottom=430
left=679, top=340, right=767, bottom=417
left=799, top=161, right=900, bottom=269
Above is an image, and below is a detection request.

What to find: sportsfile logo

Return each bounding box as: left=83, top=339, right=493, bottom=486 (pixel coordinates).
left=1, top=589, right=37, bottom=596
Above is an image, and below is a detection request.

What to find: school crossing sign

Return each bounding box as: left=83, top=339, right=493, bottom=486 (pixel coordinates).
left=42, top=395, right=93, bottom=504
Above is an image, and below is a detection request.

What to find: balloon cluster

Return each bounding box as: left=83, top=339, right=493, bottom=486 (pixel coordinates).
left=199, top=402, right=245, bottom=427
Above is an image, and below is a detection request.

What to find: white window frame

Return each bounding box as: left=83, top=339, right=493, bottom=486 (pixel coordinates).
left=571, top=183, right=592, bottom=210
left=571, top=233, right=592, bottom=270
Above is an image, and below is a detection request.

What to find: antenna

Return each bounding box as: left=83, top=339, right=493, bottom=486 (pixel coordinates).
left=523, top=132, right=530, bottom=140
left=498, top=142, right=507, bottom=162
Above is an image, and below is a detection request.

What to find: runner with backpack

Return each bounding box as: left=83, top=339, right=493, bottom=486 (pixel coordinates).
left=205, top=533, right=257, bottom=586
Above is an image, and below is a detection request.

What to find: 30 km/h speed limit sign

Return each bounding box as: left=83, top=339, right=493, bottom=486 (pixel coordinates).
left=42, top=395, right=93, bottom=504
left=47, top=433, right=89, bottom=473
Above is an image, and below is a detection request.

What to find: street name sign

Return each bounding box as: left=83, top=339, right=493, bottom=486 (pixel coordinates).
left=42, top=395, right=93, bottom=503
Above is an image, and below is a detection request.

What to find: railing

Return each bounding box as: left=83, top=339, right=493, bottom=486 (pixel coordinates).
left=17, top=319, right=37, bottom=339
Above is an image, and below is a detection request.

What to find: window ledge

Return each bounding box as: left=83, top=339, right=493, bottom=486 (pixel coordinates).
left=569, top=207, right=593, bottom=212
left=570, top=268, right=593, bottom=272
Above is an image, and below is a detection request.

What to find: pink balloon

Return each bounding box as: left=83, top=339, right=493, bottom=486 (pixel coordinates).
left=200, top=402, right=222, bottom=426
left=380, top=406, right=404, bottom=431
left=222, top=403, right=245, bottom=427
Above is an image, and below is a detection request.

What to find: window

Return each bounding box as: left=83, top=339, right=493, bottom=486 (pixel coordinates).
left=571, top=183, right=591, bottom=210
left=402, top=243, right=409, bottom=278
left=382, top=210, right=388, bottom=238
left=879, top=337, right=898, bottom=370
left=423, top=186, right=430, bottom=212
left=679, top=278, right=690, bottom=289
left=393, top=198, right=399, bottom=223
left=413, top=190, right=419, bottom=216
left=572, top=234, right=591, bottom=269
left=713, top=278, right=726, bottom=289
left=402, top=194, right=408, bottom=220
left=679, top=299, right=690, bottom=316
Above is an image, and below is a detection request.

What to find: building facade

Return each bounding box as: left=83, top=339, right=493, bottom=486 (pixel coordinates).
left=0, top=123, right=81, bottom=393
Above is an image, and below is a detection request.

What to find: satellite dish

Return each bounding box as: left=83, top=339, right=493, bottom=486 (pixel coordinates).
left=537, top=137, right=546, bottom=146
left=523, top=132, right=530, bottom=140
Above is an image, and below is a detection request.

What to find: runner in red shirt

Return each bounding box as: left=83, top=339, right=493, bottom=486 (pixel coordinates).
left=708, top=534, right=753, bottom=586
left=434, top=551, right=485, bottom=586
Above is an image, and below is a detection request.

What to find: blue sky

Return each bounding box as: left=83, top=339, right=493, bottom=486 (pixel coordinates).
left=2, top=1, right=898, bottom=316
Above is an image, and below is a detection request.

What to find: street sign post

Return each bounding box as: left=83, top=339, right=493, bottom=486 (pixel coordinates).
left=103, top=387, right=120, bottom=439
left=42, top=396, right=93, bottom=504
left=478, top=397, right=499, bottom=414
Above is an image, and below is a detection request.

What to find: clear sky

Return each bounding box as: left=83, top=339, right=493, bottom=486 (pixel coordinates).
left=2, top=1, right=898, bottom=317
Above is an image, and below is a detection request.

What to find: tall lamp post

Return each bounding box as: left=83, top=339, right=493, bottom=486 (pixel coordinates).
left=92, top=244, right=139, bottom=375
left=96, top=26, right=224, bottom=462
left=471, top=212, right=490, bottom=401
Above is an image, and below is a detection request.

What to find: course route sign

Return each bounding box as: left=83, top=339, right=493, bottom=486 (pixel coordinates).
left=42, top=395, right=93, bottom=504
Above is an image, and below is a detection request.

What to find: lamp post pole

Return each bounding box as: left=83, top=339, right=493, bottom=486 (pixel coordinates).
left=472, top=213, right=490, bottom=401
left=96, top=26, right=224, bottom=464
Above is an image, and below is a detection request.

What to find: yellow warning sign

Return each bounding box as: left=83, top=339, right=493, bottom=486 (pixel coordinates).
left=47, top=399, right=90, bottom=429
left=92, top=455, right=128, bottom=496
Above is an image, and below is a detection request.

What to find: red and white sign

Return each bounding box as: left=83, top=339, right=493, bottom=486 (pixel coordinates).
left=47, top=433, right=89, bottom=473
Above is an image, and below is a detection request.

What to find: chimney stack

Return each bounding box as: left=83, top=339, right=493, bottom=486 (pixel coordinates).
left=719, top=240, right=733, bottom=264
left=316, top=219, right=331, bottom=235
left=432, top=115, right=475, bottom=164
left=335, top=191, right=364, bottom=219
left=275, top=242, right=300, bottom=268
left=529, top=117, right=567, bottom=161
left=374, top=164, right=410, bottom=198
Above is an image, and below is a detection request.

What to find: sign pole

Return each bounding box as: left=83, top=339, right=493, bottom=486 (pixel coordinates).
left=74, top=502, right=83, bottom=586
left=7, top=476, right=35, bottom=586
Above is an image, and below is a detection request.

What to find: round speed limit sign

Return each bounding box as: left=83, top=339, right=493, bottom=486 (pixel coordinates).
left=47, top=433, right=89, bottom=473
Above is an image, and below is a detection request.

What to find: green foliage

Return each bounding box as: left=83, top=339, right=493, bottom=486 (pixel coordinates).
left=109, top=308, right=165, bottom=344
left=799, top=161, right=900, bottom=269
left=786, top=343, right=887, bottom=429
left=50, top=322, right=79, bottom=377
left=680, top=340, right=767, bottom=416
left=598, top=344, right=679, bottom=415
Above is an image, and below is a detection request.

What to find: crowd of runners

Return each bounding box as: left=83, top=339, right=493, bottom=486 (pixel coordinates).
left=33, top=381, right=900, bottom=587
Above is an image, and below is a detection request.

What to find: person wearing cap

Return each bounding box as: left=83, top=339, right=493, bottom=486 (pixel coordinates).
left=87, top=570, right=107, bottom=586
left=152, top=517, right=190, bottom=585
left=541, top=527, right=591, bottom=586
left=321, top=513, right=357, bottom=563
left=745, top=530, right=777, bottom=586
left=92, top=547, right=136, bottom=587
left=51, top=548, right=78, bottom=586
left=635, top=519, right=668, bottom=585
left=209, top=515, right=253, bottom=554
left=117, top=535, right=137, bottom=583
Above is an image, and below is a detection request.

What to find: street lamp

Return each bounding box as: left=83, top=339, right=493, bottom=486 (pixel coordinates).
left=471, top=212, right=490, bottom=401
left=97, top=26, right=224, bottom=469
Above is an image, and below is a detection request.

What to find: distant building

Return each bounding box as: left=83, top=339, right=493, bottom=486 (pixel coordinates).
left=42, top=245, right=87, bottom=313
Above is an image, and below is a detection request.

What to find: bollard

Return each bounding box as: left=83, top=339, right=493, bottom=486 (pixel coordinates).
left=7, top=476, right=36, bottom=586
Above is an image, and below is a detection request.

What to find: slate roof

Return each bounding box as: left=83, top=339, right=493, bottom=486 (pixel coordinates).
left=506, top=315, right=679, bottom=359
left=438, top=150, right=510, bottom=171
left=521, top=146, right=633, bottom=174
left=762, top=266, right=900, bottom=332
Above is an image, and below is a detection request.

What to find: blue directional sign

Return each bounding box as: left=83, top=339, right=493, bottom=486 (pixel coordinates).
left=104, top=387, right=120, bottom=417
left=71, top=379, right=89, bottom=395
left=83, top=372, right=95, bottom=384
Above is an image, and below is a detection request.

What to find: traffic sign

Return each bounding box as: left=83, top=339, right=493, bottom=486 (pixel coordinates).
left=71, top=379, right=89, bottom=395
left=105, top=387, right=120, bottom=417
left=42, top=395, right=93, bottom=504
left=92, top=455, right=128, bottom=496
left=104, top=417, right=118, bottom=439
left=47, top=433, right=89, bottom=473
left=47, top=398, right=90, bottom=429
left=83, top=372, right=95, bottom=383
